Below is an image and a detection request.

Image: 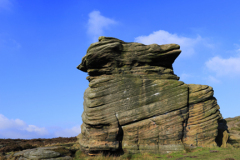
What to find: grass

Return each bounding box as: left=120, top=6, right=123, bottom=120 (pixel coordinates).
left=230, top=127, right=240, bottom=131
left=74, top=147, right=240, bottom=160
left=1, top=138, right=240, bottom=160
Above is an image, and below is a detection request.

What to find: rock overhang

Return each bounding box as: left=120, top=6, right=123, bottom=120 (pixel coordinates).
left=77, top=36, right=181, bottom=74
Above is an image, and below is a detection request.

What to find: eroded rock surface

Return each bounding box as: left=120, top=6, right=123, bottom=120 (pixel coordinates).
left=77, top=36, right=224, bottom=154
left=13, top=146, right=72, bottom=160
left=226, top=116, right=240, bottom=147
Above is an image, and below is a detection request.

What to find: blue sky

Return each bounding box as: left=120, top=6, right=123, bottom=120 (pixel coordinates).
left=1, top=0, right=240, bottom=139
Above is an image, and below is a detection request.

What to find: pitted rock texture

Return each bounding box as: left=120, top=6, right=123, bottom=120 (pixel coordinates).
left=77, top=36, right=224, bottom=154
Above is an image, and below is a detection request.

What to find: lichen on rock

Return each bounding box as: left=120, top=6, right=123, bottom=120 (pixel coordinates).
left=77, top=36, right=226, bottom=155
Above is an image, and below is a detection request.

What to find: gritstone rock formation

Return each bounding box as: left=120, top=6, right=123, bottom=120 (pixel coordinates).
left=225, top=116, right=240, bottom=148
left=77, top=36, right=227, bottom=154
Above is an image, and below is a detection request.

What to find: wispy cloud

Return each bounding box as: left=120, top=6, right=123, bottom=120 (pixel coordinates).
left=0, top=114, right=81, bottom=139
left=205, top=55, right=240, bottom=77
left=0, top=0, right=12, bottom=11
left=233, top=43, right=240, bottom=56
left=135, top=30, right=204, bottom=57
left=87, top=10, right=117, bottom=42
left=9, top=39, right=21, bottom=49
left=205, top=75, right=221, bottom=84
left=0, top=37, right=21, bottom=53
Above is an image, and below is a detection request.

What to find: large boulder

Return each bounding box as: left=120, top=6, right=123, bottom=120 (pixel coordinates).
left=225, top=116, right=240, bottom=147
left=13, top=146, right=72, bottom=160
left=77, top=36, right=225, bottom=154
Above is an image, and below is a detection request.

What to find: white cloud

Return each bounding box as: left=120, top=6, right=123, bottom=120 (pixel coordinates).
left=87, top=10, right=117, bottom=42
left=0, top=114, right=26, bottom=129
left=205, top=56, right=240, bottom=77
left=0, top=114, right=48, bottom=138
left=0, top=114, right=81, bottom=139
left=54, top=126, right=81, bottom=138
left=26, top=125, right=48, bottom=135
left=0, top=0, right=11, bottom=11
left=134, top=30, right=203, bottom=57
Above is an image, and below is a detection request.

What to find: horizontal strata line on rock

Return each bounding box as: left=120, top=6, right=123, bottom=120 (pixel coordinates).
left=80, top=49, right=181, bottom=73
left=186, top=129, right=218, bottom=136
left=88, top=76, right=149, bottom=90
left=87, top=70, right=176, bottom=81
left=89, top=76, right=167, bottom=91
left=83, top=100, right=188, bottom=126
left=87, top=41, right=121, bottom=51
left=119, top=47, right=180, bottom=53
left=117, top=106, right=188, bottom=127
left=85, top=88, right=187, bottom=111
left=86, top=42, right=180, bottom=56
left=85, top=96, right=188, bottom=117
left=88, top=75, right=179, bottom=84
left=188, top=110, right=219, bottom=124
left=85, top=123, right=110, bottom=128
left=84, top=87, right=188, bottom=117
left=188, top=99, right=218, bottom=114
left=120, top=146, right=184, bottom=152
left=107, top=68, right=175, bottom=75
left=188, top=85, right=210, bottom=93
left=189, top=96, right=215, bottom=105
left=85, top=82, right=187, bottom=109
left=88, top=77, right=117, bottom=87
left=187, top=113, right=221, bottom=127
left=81, top=121, right=188, bottom=150
left=88, top=72, right=178, bottom=78
left=188, top=106, right=219, bottom=119
left=83, top=94, right=189, bottom=123
left=82, top=118, right=186, bottom=141
left=89, top=76, right=178, bottom=91
left=82, top=102, right=188, bottom=126
left=122, top=114, right=188, bottom=132
left=97, top=68, right=175, bottom=75
left=82, top=110, right=188, bottom=130
left=88, top=81, right=158, bottom=99
left=187, top=113, right=220, bottom=128
left=87, top=48, right=180, bottom=60
left=186, top=125, right=219, bottom=137
left=83, top=96, right=188, bottom=123
left=87, top=79, right=184, bottom=100
left=189, top=88, right=213, bottom=98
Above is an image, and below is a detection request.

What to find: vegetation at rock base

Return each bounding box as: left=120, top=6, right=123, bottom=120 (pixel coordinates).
left=1, top=136, right=240, bottom=159
left=74, top=147, right=240, bottom=160
left=0, top=137, right=78, bottom=160
left=0, top=137, right=77, bottom=153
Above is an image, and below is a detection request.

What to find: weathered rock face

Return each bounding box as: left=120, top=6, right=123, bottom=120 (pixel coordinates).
left=77, top=36, right=224, bottom=154
left=13, top=146, right=73, bottom=160
left=225, top=116, right=240, bottom=148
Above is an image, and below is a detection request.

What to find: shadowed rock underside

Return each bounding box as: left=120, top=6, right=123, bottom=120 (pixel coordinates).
left=77, top=37, right=225, bottom=155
